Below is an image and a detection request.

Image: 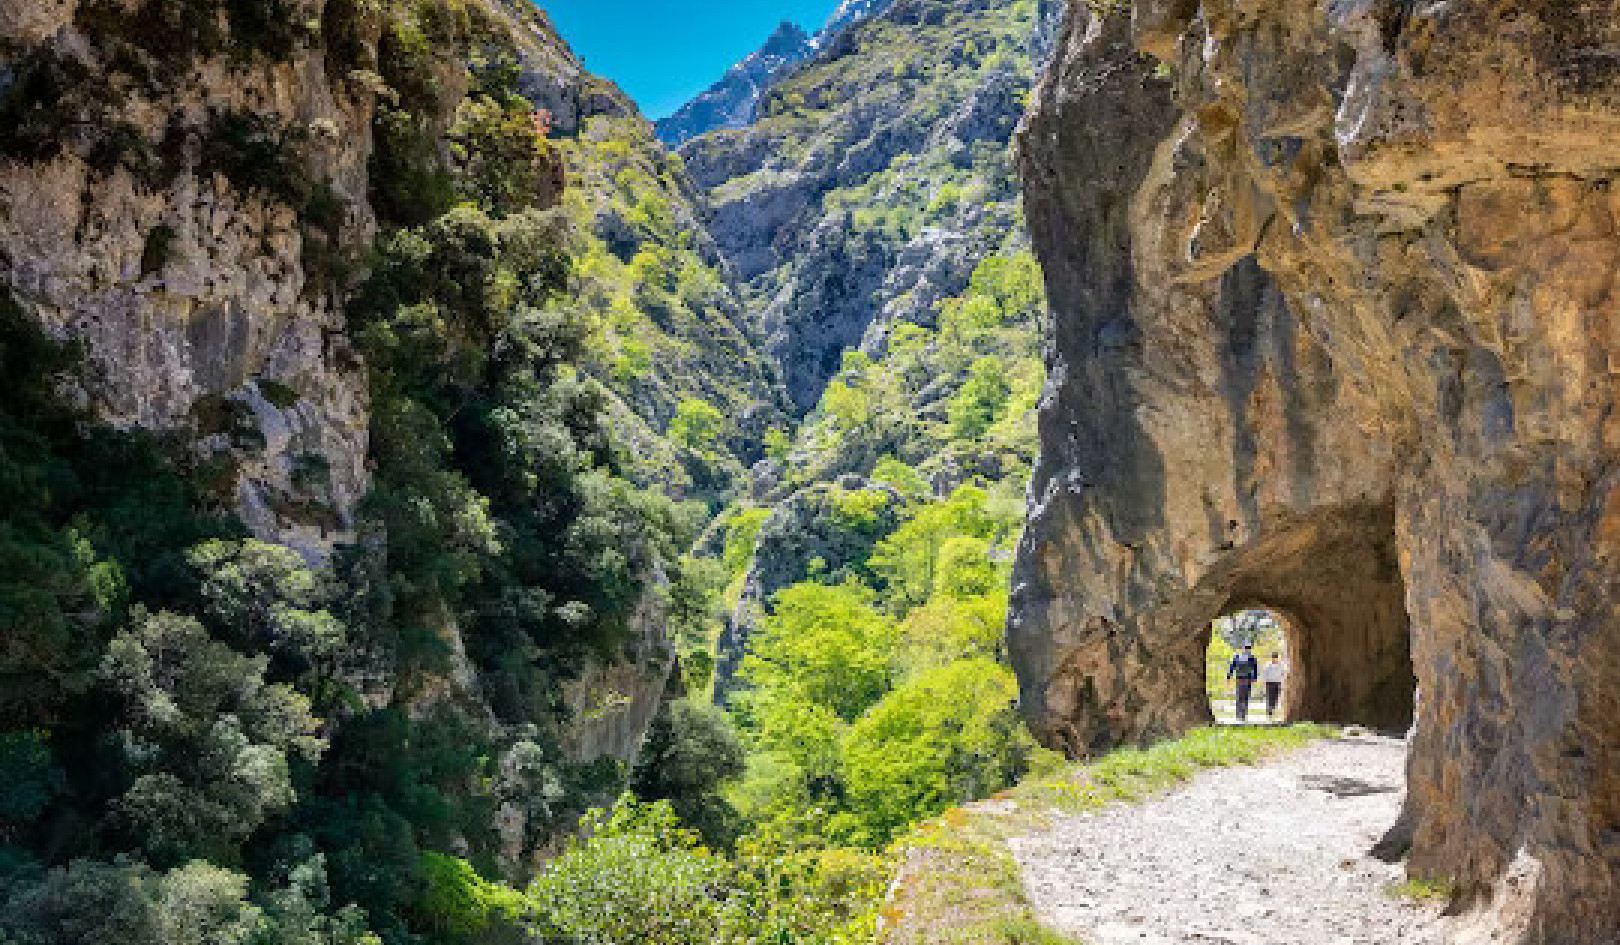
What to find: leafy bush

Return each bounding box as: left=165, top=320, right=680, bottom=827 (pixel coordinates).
left=0, top=733, right=63, bottom=829
left=948, top=356, right=1013, bottom=439
left=416, top=852, right=524, bottom=942
left=0, top=857, right=381, bottom=945
left=667, top=398, right=728, bottom=452
left=524, top=797, right=884, bottom=945
left=526, top=798, right=732, bottom=944
left=721, top=508, right=771, bottom=580
left=841, top=659, right=1032, bottom=844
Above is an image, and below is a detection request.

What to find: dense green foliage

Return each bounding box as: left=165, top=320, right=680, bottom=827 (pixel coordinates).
left=0, top=3, right=702, bottom=943
left=711, top=249, right=1050, bottom=849
left=5, top=1, right=1073, bottom=943
left=555, top=116, right=788, bottom=506
left=628, top=699, right=747, bottom=850
left=525, top=796, right=885, bottom=945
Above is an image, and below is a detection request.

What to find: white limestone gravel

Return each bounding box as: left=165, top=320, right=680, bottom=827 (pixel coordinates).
left=1010, top=734, right=1447, bottom=945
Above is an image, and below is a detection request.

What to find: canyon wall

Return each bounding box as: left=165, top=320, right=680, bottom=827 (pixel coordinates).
left=0, top=0, right=378, bottom=557
left=1008, top=2, right=1618, bottom=941
left=0, top=0, right=691, bottom=881
left=682, top=0, right=1062, bottom=410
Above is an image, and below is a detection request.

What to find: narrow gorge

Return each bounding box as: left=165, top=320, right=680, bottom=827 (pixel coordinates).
left=0, top=0, right=1613, bottom=943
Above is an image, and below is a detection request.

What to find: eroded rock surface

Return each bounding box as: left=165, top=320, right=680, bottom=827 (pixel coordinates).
left=1008, top=3, right=1618, bottom=942
left=681, top=0, right=1062, bottom=409
left=0, top=0, right=377, bottom=556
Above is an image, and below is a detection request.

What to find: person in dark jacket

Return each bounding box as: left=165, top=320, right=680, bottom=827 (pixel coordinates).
left=1226, top=645, right=1260, bottom=722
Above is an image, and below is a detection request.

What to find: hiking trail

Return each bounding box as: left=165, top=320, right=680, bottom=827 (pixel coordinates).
left=1010, top=733, right=1447, bottom=945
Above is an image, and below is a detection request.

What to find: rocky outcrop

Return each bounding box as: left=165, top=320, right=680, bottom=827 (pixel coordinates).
left=655, top=22, right=816, bottom=146
left=1008, top=3, right=1618, bottom=942
left=0, top=0, right=375, bottom=557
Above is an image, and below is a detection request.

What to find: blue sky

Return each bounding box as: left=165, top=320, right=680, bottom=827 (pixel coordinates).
left=538, top=1, right=843, bottom=120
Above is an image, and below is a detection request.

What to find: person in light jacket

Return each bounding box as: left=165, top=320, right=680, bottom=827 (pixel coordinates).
left=1261, top=652, right=1288, bottom=720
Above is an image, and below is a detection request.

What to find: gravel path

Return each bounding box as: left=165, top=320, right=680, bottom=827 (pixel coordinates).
left=1010, top=734, right=1446, bottom=945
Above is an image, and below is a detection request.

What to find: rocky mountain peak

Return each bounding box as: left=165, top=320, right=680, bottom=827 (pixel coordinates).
left=655, top=0, right=903, bottom=145
left=815, top=0, right=900, bottom=43
left=655, top=21, right=817, bottom=145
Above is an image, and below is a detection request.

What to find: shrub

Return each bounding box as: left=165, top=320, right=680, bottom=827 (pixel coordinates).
left=525, top=798, right=731, bottom=945
left=948, top=356, right=1012, bottom=439
left=841, top=658, right=1031, bottom=844
left=416, top=852, right=524, bottom=941
left=667, top=398, right=728, bottom=452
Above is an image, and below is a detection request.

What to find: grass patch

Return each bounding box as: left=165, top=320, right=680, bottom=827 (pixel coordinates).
left=1013, top=724, right=1335, bottom=812
left=1383, top=877, right=1454, bottom=903
left=881, top=725, right=1334, bottom=944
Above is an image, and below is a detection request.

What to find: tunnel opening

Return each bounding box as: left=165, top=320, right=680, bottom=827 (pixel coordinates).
left=1205, top=608, right=1292, bottom=724
left=1174, top=504, right=1419, bottom=735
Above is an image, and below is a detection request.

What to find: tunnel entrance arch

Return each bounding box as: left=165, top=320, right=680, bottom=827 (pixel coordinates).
left=1011, top=503, right=1418, bottom=759
left=1180, top=504, right=1418, bottom=733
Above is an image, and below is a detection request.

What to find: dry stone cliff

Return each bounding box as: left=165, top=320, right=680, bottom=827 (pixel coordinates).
left=0, top=0, right=378, bottom=557
left=1007, top=1, right=1617, bottom=942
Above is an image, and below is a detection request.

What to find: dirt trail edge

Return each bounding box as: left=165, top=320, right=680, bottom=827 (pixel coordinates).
left=1010, top=734, right=1446, bottom=945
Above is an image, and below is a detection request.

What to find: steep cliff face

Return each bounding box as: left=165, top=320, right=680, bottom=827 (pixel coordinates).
left=1008, top=3, right=1618, bottom=942
left=682, top=0, right=1061, bottom=410
left=0, top=0, right=377, bottom=557
left=0, top=1, right=714, bottom=928
left=557, top=109, right=791, bottom=504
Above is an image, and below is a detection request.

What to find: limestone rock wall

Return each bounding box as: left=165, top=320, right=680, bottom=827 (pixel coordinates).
left=680, top=0, right=1061, bottom=410
left=1007, top=2, right=1618, bottom=941
left=0, top=0, right=376, bottom=556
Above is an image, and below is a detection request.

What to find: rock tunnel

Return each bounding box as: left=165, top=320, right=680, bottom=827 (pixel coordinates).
left=1006, top=3, right=1618, bottom=942
left=1188, top=504, right=1415, bottom=731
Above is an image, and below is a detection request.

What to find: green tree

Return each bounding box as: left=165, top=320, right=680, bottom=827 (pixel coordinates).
left=742, top=582, right=895, bottom=724
left=667, top=398, right=728, bottom=452
left=893, top=592, right=1007, bottom=675
left=100, top=611, right=322, bottom=865
left=0, top=732, right=63, bottom=835
left=869, top=485, right=1002, bottom=610
left=840, top=658, right=1031, bottom=844
left=629, top=700, right=746, bottom=850
left=189, top=540, right=346, bottom=670
left=948, top=356, right=1012, bottom=439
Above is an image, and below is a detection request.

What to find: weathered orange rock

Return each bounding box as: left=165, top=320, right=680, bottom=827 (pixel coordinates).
left=1008, top=2, right=1618, bottom=941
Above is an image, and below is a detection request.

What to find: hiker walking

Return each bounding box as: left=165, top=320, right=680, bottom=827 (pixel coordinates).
left=1261, top=652, right=1287, bottom=720
left=1226, top=644, right=1259, bottom=722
